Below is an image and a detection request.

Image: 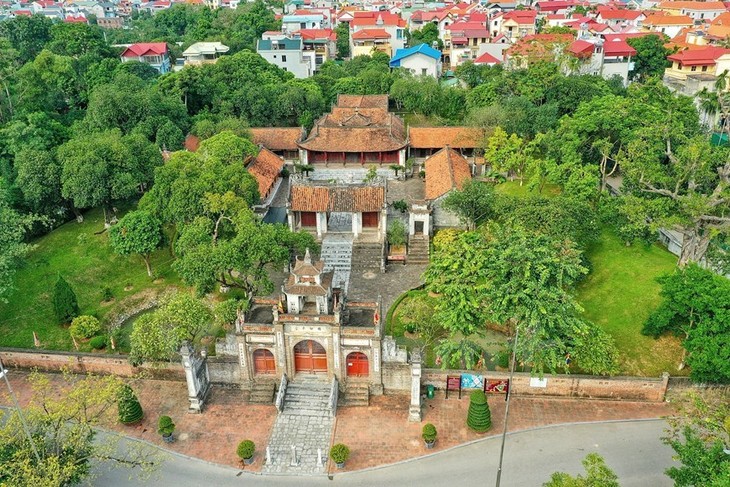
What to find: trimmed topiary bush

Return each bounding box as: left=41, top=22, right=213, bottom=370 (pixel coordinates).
left=330, top=443, right=350, bottom=466
left=69, top=315, right=101, bottom=339
left=422, top=423, right=437, bottom=444
left=466, top=390, right=492, bottom=433
left=89, top=335, right=107, bottom=350
left=53, top=275, right=79, bottom=325
left=237, top=440, right=255, bottom=460
left=158, top=416, right=175, bottom=437
left=117, top=385, right=144, bottom=425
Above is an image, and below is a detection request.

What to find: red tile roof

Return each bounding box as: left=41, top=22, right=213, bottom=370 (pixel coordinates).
left=568, top=39, right=595, bottom=57
left=296, top=28, right=336, bottom=41
left=247, top=147, right=284, bottom=198
left=352, top=28, right=391, bottom=39
left=474, top=51, right=502, bottom=64
left=409, top=126, right=486, bottom=149
left=351, top=11, right=406, bottom=27
left=503, top=10, right=537, bottom=23
left=658, top=1, right=726, bottom=10
left=597, top=9, right=643, bottom=20
left=249, top=127, right=303, bottom=152
left=290, top=184, right=385, bottom=212
left=602, top=38, right=637, bottom=57
left=121, top=43, right=168, bottom=57
left=424, top=147, right=472, bottom=200
left=668, top=46, right=730, bottom=65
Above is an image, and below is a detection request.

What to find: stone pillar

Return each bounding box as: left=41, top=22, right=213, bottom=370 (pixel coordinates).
left=316, top=212, right=327, bottom=239
left=408, top=211, right=416, bottom=236
left=287, top=209, right=295, bottom=233
left=380, top=208, right=388, bottom=242
left=274, top=323, right=287, bottom=379
left=237, top=336, right=252, bottom=386
left=370, top=336, right=383, bottom=395
left=408, top=351, right=422, bottom=422
left=352, top=212, right=361, bottom=239
left=332, top=325, right=341, bottom=379
left=181, top=341, right=211, bottom=414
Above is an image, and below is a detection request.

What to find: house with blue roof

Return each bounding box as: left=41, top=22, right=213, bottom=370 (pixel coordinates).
left=389, top=43, right=443, bottom=78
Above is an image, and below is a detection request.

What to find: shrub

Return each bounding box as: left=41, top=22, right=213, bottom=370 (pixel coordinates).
left=404, top=322, right=417, bottom=334
left=422, top=423, right=437, bottom=443
left=158, top=416, right=175, bottom=436
left=236, top=440, right=255, bottom=460
left=102, top=287, right=114, bottom=301
left=393, top=199, right=408, bottom=213
left=387, top=220, right=407, bottom=247
left=89, top=335, right=107, bottom=350
left=466, top=390, right=492, bottom=433
left=69, top=315, right=101, bottom=339
left=53, top=275, right=79, bottom=325
left=495, top=350, right=510, bottom=369
left=329, top=443, right=350, bottom=464
left=117, top=385, right=144, bottom=424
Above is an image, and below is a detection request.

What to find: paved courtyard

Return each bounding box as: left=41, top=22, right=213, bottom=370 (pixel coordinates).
left=0, top=370, right=672, bottom=474
left=349, top=263, right=427, bottom=314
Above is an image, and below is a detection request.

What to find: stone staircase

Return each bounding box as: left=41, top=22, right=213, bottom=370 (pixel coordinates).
left=249, top=380, right=276, bottom=404
left=320, top=233, right=353, bottom=292
left=342, top=382, right=369, bottom=407
left=351, top=241, right=384, bottom=272
left=407, top=235, right=430, bottom=265
left=263, top=377, right=336, bottom=474
left=308, top=167, right=396, bottom=182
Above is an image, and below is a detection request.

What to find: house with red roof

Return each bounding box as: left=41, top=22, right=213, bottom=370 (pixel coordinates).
left=120, top=43, right=171, bottom=74
left=500, top=10, right=537, bottom=42
left=656, top=1, right=727, bottom=22
left=595, top=7, right=645, bottom=27
left=664, top=45, right=730, bottom=95
left=643, top=13, right=694, bottom=38
left=350, top=11, right=407, bottom=55
left=293, top=28, right=337, bottom=70
left=445, top=20, right=490, bottom=67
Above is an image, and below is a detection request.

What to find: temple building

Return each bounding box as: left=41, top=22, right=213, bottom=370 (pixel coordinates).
left=298, top=94, right=407, bottom=167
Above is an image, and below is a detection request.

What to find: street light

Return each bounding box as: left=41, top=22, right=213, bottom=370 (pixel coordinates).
left=495, top=324, right=519, bottom=487
left=0, top=356, right=42, bottom=464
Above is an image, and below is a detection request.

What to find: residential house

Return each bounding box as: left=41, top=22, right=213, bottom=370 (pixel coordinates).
left=444, top=20, right=490, bottom=67
left=282, top=11, right=326, bottom=33
left=656, top=1, right=726, bottom=21
left=424, top=147, right=472, bottom=229
left=504, top=33, right=574, bottom=69
left=350, top=11, right=407, bottom=55
left=257, top=37, right=312, bottom=78
left=595, top=7, right=645, bottom=28
left=535, top=0, right=581, bottom=15
left=97, top=16, right=124, bottom=28
left=182, top=42, right=230, bottom=66
left=499, top=9, right=537, bottom=43
left=566, top=35, right=638, bottom=85
left=643, top=13, right=694, bottom=38
left=664, top=45, right=730, bottom=95
left=296, top=28, right=337, bottom=72
left=473, top=50, right=503, bottom=65
left=389, top=43, right=443, bottom=77
left=120, top=43, right=171, bottom=74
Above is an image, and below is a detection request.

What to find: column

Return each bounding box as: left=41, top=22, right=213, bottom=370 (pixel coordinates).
left=352, top=212, right=361, bottom=239
left=287, top=209, right=295, bottom=232
left=408, top=211, right=415, bottom=236
left=408, top=351, right=422, bottom=422
left=316, top=212, right=327, bottom=239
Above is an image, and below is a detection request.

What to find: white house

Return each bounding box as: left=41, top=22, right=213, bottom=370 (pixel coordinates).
left=389, top=43, right=443, bottom=77
left=256, top=37, right=312, bottom=78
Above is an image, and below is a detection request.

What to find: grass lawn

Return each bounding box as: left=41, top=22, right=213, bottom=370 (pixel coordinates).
left=494, top=180, right=562, bottom=198
left=0, top=207, right=184, bottom=351
left=576, top=229, right=685, bottom=377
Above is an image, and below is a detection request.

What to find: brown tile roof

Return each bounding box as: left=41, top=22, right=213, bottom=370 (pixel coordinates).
left=290, top=184, right=385, bottom=212
left=291, top=248, right=324, bottom=277
left=249, top=127, right=303, bottom=152
left=336, top=94, right=389, bottom=109
left=247, top=147, right=284, bottom=198
left=408, top=126, right=487, bottom=149
left=424, top=147, right=472, bottom=200
left=284, top=271, right=334, bottom=296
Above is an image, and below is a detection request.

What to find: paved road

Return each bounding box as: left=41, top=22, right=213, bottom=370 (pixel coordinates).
left=93, top=419, right=676, bottom=487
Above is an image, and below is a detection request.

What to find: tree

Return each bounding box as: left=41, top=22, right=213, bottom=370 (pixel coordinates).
left=117, top=384, right=144, bottom=424
left=466, top=390, right=492, bottom=432
left=0, top=15, right=53, bottom=64
left=14, top=148, right=63, bottom=215
left=335, top=21, right=350, bottom=59
left=58, top=130, right=162, bottom=226
left=109, top=210, right=163, bottom=277
left=666, top=429, right=730, bottom=487
left=156, top=120, right=185, bottom=151
left=0, top=185, right=35, bottom=303
left=643, top=264, right=730, bottom=380
left=129, top=292, right=212, bottom=364
left=486, top=127, right=532, bottom=186
left=0, top=371, right=160, bottom=486
left=441, top=180, right=496, bottom=230
left=621, top=135, right=730, bottom=267
left=69, top=315, right=101, bottom=339
left=543, top=453, right=620, bottom=487
left=627, top=34, right=671, bottom=82
left=408, top=23, right=443, bottom=50
left=52, top=275, right=79, bottom=325
left=197, top=130, right=257, bottom=166
left=47, top=22, right=111, bottom=58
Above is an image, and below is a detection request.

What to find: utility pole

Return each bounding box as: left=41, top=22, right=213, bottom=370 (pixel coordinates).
left=495, top=325, right=519, bottom=487
left=0, top=356, right=42, bottom=464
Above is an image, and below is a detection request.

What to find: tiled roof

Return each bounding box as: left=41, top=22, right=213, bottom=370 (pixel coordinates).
left=409, top=126, right=486, bottom=149
left=121, top=43, right=168, bottom=57
left=568, top=39, right=595, bottom=57
left=184, top=134, right=200, bottom=152
left=503, top=10, right=537, bottom=23
left=658, top=0, right=726, bottom=10
left=337, top=94, right=389, bottom=109
left=598, top=9, right=643, bottom=20
left=424, top=147, right=472, bottom=200
left=644, top=13, right=693, bottom=25
left=474, top=51, right=502, bottom=64
left=351, top=11, right=406, bottom=27
left=290, top=184, right=385, bottom=212
left=352, top=28, right=391, bottom=39
left=291, top=249, right=324, bottom=276
left=296, top=28, right=336, bottom=41
left=603, top=38, right=637, bottom=56
left=668, top=46, right=730, bottom=65
left=284, top=272, right=333, bottom=296
left=247, top=147, right=284, bottom=198
left=249, top=127, right=303, bottom=151
left=390, top=43, right=442, bottom=66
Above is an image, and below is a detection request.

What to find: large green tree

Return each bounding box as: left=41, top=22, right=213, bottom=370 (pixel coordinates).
left=335, top=21, right=350, bottom=59
left=441, top=180, right=496, bottom=230
left=109, top=210, right=163, bottom=277
left=627, top=34, right=672, bottom=82
left=0, top=14, right=53, bottom=64
left=0, top=182, right=35, bottom=302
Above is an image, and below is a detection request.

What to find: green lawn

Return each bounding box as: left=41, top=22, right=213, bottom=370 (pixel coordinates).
left=494, top=180, right=562, bottom=197
left=0, top=207, right=183, bottom=351
left=576, top=229, right=684, bottom=377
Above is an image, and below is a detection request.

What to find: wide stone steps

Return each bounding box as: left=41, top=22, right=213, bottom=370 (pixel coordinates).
left=352, top=243, right=383, bottom=271
left=321, top=234, right=353, bottom=292
left=343, top=383, right=369, bottom=407
left=249, top=381, right=276, bottom=404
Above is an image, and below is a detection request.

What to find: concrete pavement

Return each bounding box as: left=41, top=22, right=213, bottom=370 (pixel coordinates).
left=93, top=419, right=676, bottom=487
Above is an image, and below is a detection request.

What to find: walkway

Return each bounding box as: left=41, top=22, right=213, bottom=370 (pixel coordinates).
left=320, top=233, right=353, bottom=292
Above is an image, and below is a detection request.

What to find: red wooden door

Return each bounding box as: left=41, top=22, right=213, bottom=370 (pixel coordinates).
left=346, top=352, right=369, bottom=377
left=253, top=349, right=276, bottom=374
left=300, top=212, right=316, bottom=227
left=362, top=212, right=379, bottom=228
left=294, top=340, right=327, bottom=373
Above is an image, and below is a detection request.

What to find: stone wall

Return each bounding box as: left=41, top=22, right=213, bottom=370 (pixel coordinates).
left=382, top=362, right=411, bottom=393
left=208, top=356, right=243, bottom=386
left=0, top=348, right=184, bottom=381
left=422, top=369, right=670, bottom=402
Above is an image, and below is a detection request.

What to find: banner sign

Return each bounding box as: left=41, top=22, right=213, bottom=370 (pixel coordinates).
left=446, top=375, right=462, bottom=399
left=484, top=379, right=509, bottom=394
left=461, top=373, right=483, bottom=390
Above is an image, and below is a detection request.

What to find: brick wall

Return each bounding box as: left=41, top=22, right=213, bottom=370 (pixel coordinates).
left=0, top=348, right=184, bottom=381
left=422, top=369, right=670, bottom=402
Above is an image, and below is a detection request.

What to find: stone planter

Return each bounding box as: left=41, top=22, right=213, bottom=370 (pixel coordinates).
left=243, top=456, right=254, bottom=465
left=336, top=461, right=346, bottom=469
left=162, top=434, right=174, bottom=444
left=424, top=440, right=435, bottom=449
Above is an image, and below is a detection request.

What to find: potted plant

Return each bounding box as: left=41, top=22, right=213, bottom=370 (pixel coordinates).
left=329, top=443, right=350, bottom=469
left=158, top=415, right=175, bottom=443
left=422, top=423, right=437, bottom=449
left=237, top=440, right=256, bottom=465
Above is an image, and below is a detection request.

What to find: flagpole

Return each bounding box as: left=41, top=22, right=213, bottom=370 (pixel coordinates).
left=495, top=325, right=519, bottom=487
left=0, top=356, right=42, bottom=464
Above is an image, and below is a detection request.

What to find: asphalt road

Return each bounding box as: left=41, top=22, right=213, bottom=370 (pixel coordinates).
left=93, top=419, right=676, bottom=487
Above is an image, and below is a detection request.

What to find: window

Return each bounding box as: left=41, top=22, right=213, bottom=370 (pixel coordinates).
left=691, top=66, right=697, bottom=72
left=282, top=55, right=287, bottom=62
left=397, top=29, right=403, bottom=39
left=702, top=65, right=708, bottom=72
left=421, top=68, right=427, bottom=75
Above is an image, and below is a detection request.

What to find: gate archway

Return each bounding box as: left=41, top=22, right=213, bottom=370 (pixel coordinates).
left=294, top=340, right=327, bottom=374
left=346, top=352, right=369, bottom=377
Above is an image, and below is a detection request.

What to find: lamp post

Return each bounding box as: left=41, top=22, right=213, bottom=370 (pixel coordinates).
left=495, top=324, right=519, bottom=487
left=0, top=356, right=42, bottom=464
